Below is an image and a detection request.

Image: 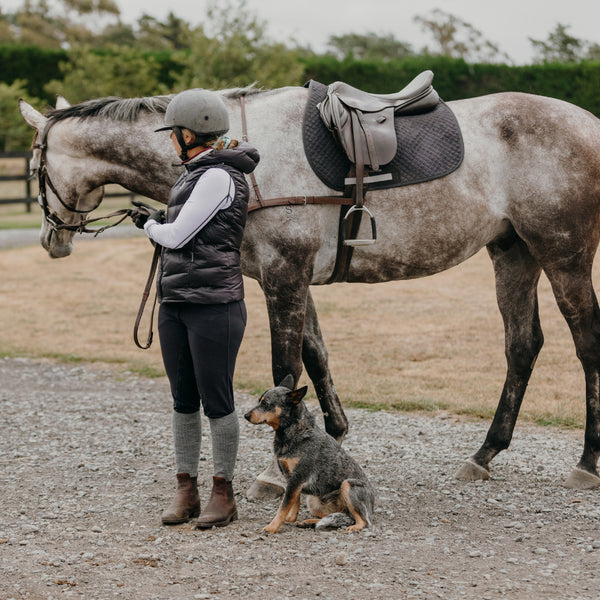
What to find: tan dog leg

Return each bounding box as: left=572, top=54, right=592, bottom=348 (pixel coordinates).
left=285, top=493, right=302, bottom=523
left=340, top=481, right=368, bottom=532
left=262, top=486, right=302, bottom=534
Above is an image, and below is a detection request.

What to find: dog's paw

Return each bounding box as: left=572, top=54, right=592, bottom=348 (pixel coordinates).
left=261, top=523, right=280, bottom=534
left=315, top=513, right=354, bottom=531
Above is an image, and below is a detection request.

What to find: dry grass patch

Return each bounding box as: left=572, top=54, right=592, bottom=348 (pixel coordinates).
left=0, top=236, right=590, bottom=427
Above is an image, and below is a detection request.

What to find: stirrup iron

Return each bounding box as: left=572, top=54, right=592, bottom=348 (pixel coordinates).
left=342, top=205, right=377, bottom=247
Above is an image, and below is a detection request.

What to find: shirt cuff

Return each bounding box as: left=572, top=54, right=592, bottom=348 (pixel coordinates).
left=143, top=219, right=158, bottom=235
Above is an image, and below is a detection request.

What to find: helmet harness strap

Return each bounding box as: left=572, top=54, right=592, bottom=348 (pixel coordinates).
left=172, top=126, right=204, bottom=162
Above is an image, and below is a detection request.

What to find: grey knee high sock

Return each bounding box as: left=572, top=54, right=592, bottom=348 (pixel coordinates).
left=172, top=410, right=201, bottom=477
left=209, top=411, right=239, bottom=481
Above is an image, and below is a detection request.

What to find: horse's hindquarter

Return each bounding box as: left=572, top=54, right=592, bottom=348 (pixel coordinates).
left=452, top=92, right=600, bottom=265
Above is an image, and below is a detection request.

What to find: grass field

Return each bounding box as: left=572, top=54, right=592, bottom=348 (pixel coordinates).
left=0, top=228, right=591, bottom=429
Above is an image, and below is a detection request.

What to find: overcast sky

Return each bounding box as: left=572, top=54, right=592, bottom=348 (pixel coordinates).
left=4, top=0, right=600, bottom=64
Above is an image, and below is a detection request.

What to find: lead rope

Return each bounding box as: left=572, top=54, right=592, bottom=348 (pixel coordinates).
left=133, top=243, right=161, bottom=349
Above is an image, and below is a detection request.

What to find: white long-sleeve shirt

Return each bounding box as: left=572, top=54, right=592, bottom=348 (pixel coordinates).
left=144, top=154, right=235, bottom=249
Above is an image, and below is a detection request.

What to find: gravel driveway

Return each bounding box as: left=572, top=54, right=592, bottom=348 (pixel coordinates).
left=2, top=357, right=600, bottom=600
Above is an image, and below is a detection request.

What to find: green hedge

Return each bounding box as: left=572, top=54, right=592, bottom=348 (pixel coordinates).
left=301, top=56, right=600, bottom=117
left=0, top=44, right=184, bottom=105
left=0, top=45, right=67, bottom=104
left=2, top=44, right=600, bottom=117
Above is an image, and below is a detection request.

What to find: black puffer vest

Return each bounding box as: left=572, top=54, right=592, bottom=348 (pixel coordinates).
left=157, top=143, right=260, bottom=304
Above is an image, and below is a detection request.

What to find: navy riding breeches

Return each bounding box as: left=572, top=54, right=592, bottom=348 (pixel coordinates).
left=157, top=300, right=247, bottom=418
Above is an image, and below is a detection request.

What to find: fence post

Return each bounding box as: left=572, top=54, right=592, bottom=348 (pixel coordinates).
left=0, top=151, right=34, bottom=211
left=25, top=154, right=32, bottom=212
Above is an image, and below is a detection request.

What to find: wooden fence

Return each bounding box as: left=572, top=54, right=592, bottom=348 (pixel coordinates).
left=0, top=151, right=36, bottom=211
left=0, top=151, right=135, bottom=212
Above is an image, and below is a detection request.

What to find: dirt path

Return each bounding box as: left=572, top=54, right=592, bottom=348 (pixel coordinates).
left=2, top=357, right=600, bottom=599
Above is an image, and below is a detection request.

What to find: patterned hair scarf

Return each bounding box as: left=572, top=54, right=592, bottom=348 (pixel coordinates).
left=213, top=136, right=232, bottom=150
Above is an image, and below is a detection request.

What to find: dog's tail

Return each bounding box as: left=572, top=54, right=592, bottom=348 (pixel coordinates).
left=315, top=512, right=354, bottom=531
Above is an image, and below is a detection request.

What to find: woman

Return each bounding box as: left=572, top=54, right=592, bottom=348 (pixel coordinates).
left=133, top=89, right=260, bottom=528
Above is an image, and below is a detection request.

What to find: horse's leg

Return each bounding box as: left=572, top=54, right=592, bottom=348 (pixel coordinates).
left=302, top=290, right=349, bottom=441
left=457, top=236, right=544, bottom=480
left=542, top=260, right=600, bottom=489
left=246, top=273, right=310, bottom=501
left=247, top=289, right=350, bottom=501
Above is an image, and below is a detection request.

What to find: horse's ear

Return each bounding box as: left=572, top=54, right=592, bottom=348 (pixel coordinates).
left=287, top=385, right=308, bottom=404
left=55, top=95, right=71, bottom=109
left=278, top=374, right=295, bottom=390
left=18, top=98, right=47, bottom=132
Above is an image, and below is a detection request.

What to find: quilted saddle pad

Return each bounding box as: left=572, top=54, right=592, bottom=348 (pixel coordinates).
left=302, top=80, right=464, bottom=192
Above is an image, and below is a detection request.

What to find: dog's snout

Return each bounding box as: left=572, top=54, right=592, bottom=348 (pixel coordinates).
left=244, top=409, right=254, bottom=422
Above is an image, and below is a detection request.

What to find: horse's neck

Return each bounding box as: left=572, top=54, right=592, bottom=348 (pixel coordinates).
left=67, top=116, right=178, bottom=203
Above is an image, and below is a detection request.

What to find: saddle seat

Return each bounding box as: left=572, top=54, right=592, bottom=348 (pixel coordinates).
left=326, top=70, right=439, bottom=114
left=317, top=70, right=440, bottom=172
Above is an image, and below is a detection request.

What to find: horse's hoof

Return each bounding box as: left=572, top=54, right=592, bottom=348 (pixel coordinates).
left=455, top=458, right=490, bottom=481
left=246, top=479, right=284, bottom=501
left=246, top=460, right=286, bottom=501
left=564, top=467, right=600, bottom=490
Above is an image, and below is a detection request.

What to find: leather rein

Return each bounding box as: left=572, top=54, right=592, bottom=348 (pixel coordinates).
left=134, top=95, right=360, bottom=349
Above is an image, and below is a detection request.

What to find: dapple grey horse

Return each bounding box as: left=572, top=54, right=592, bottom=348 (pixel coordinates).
left=19, top=84, right=600, bottom=494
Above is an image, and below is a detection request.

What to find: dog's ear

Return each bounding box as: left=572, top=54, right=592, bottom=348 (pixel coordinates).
left=287, top=385, right=308, bottom=404
left=278, top=374, right=295, bottom=390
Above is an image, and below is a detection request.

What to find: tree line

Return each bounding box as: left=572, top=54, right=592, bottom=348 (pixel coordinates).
left=2, top=0, right=600, bottom=151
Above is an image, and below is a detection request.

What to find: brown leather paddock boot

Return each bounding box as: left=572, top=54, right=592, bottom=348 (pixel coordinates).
left=195, top=476, right=238, bottom=529
left=161, top=473, right=201, bottom=525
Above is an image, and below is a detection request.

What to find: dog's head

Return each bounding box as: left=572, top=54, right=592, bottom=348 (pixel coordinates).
left=244, top=374, right=308, bottom=430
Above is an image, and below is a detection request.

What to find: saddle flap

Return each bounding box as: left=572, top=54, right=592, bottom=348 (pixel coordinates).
left=355, top=107, right=397, bottom=167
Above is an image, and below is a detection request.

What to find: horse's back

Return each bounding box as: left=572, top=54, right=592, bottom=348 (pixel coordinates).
left=242, top=86, right=600, bottom=283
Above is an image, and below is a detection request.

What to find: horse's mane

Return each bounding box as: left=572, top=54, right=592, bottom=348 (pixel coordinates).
left=45, top=84, right=263, bottom=123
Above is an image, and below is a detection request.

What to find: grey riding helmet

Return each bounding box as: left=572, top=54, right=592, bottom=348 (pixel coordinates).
left=156, top=89, right=230, bottom=160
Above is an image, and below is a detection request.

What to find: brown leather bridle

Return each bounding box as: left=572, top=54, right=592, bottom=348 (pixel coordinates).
left=34, top=121, right=132, bottom=236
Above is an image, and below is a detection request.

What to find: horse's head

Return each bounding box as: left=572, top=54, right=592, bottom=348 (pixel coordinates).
left=19, top=95, right=179, bottom=258
left=19, top=98, right=107, bottom=258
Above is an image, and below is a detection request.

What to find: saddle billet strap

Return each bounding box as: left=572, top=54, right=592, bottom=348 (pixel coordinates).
left=133, top=243, right=161, bottom=350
